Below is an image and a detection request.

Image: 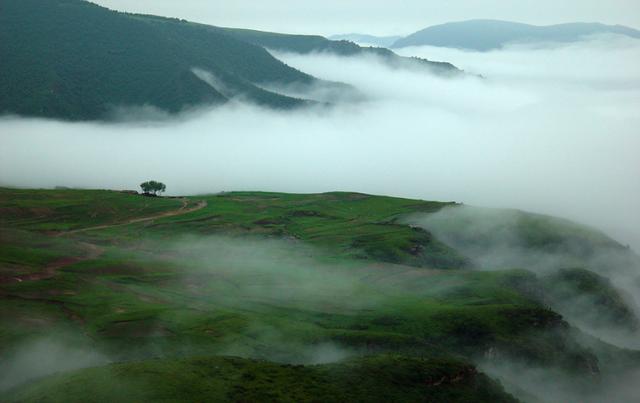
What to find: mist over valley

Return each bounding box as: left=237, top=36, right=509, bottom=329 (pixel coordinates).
left=1, top=0, right=640, bottom=402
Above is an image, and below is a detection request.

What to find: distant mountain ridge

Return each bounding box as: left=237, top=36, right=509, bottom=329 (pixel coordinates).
left=209, top=27, right=461, bottom=75
left=328, top=33, right=402, bottom=47
left=392, top=20, right=640, bottom=50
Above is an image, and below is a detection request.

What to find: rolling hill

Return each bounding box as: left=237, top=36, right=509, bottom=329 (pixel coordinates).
left=1, top=188, right=639, bottom=401
left=0, top=0, right=324, bottom=120
left=392, top=20, right=640, bottom=50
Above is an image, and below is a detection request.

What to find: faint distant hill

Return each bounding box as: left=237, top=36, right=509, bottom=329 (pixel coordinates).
left=328, top=33, right=402, bottom=47
left=392, top=20, right=640, bottom=50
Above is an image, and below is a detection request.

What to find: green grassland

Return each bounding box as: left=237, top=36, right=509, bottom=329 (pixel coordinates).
left=0, top=188, right=638, bottom=401
left=4, top=355, right=516, bottom=403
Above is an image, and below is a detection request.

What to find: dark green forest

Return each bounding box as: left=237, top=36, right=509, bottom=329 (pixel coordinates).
left=0, top=0, right=315, bottom=120
left=0, top=0, right=461, bottom=121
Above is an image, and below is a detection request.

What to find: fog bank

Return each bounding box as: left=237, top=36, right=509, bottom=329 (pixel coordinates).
left=406, top=205, right=640, bottom=349
left=1, top=37, right=639, bottom=250
left=0, top=337, right=109, bottom=392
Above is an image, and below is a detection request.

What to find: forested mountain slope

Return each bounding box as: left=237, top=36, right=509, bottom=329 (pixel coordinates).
left=0, top=0, right=318, bottom=120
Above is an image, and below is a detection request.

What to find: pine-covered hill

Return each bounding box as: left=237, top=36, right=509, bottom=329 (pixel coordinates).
left=0, top=0, right=321, bottom=120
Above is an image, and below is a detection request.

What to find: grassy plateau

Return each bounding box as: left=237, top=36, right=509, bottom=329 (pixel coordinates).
left=1, top=188, right=639, bottom=402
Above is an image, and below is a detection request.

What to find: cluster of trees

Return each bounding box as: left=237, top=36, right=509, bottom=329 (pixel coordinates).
left=140, top=181, right=166, bottom=196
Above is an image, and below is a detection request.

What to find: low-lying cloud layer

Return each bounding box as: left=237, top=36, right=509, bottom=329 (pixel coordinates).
left=405, top=205, right=640, bottom=350
left=1, top=37, right=639, bottom=250
left=0, top=337, right=109, bottom=392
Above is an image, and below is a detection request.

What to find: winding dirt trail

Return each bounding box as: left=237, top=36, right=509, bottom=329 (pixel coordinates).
left=1, top=199, right=207, bottom=284
left=57, top=198, right=208, bottom=236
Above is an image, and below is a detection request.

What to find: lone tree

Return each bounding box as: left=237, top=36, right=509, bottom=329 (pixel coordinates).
left=140, top=180, right=166, bottom=196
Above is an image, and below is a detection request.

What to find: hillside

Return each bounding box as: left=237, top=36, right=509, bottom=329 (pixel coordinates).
left=542, top=268, right=640, bottom=333
left=329, top=33, right=403, bottom=47
left=0, top=0, right=466, bottom=121
left=405, top=205, right=639, bottom=272
left=0, top=0, right=321, bottom=120
left=3, top=355, right=517, bottom=402
left=1, top=188, right=639, bottom=401
left=392, top=20, right=640, bottom=50
left=210, top=27, right=462, bottom=75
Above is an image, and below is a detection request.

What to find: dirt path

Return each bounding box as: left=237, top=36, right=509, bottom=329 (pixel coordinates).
left=1, top=242, right=105, bottom=284
left=57, top=198, right=207, bottom=237
left=1, top=199, right=207, bottom=285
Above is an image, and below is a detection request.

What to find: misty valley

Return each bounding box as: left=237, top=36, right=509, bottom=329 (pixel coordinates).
left=1, top=190, right=640, bottom=402
left=1, top=0, right=640, bottom=402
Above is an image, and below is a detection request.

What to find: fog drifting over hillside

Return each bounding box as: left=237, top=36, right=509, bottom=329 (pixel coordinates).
left=1, top=36, right=639, bottom=249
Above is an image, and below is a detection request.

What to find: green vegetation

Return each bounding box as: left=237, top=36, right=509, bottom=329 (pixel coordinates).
left=410, top=205, right=636, bottom=270
left=0, top=0, right=465, bottom=121
left=213, top=27, right=462, bottom=75
left=0, top=188, right=638, bottom=401
left=4, top=355, right=516, bottom=402
left=0, top=0, right=319, bottom=120
left=542, top=268, right=640, bottom=331
left=140, top=181, right=166, bottom=196
left=0, top=188, right=184, bottom=231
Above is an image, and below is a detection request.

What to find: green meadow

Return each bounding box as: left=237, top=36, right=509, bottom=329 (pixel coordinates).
left=1, top=188, right=638, bottom=401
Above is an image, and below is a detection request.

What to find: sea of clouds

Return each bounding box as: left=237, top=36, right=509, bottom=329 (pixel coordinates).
left=1, top=35, right=639, bottom=250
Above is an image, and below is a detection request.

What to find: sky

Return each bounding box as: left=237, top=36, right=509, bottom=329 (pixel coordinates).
left=93, top=0, right=640, bottom=36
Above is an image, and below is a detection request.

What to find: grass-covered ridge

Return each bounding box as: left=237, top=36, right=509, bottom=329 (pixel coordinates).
left=3, top=355, right=517, bottom=403
left=0, top=188, right=638, bottom=401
